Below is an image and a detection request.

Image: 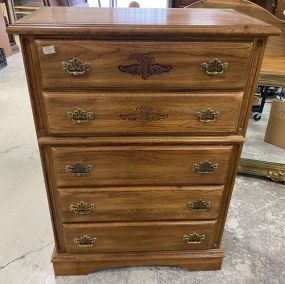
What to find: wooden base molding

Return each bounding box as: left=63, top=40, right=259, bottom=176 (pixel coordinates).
left=52, top=248, right=224, bottom=276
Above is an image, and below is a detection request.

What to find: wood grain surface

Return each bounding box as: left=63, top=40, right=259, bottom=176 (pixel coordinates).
left=259, top=56, right=285, bottom=87
left=44, top=92, right=243, bottom=135
left=58, top=186, right=224, bottom=222
left=51, top=146, right=232, bottom=187
left=39, top=136, right=245, bottom=146
left=36, top=40, right=253, bottom=90
left=52, top=249, right=224, bottom=275
left=7, top=7, right=279, bottom=36
left=63, top=220, right=217, bottom=253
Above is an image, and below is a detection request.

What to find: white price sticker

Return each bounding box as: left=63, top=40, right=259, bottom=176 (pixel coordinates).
left=42, top=45, right=56, bottom=55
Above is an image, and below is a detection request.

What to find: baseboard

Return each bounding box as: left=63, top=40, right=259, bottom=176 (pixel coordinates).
left=52, top=248, right=224, bottom=276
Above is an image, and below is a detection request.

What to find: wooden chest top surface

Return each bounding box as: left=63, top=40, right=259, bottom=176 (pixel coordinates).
left=8, top=7, right=279, bottom=36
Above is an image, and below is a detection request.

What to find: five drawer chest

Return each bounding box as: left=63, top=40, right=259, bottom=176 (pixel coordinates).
left=8, top=7, right=279, bottom=275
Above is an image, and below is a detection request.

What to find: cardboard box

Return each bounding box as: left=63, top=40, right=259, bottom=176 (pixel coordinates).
left=264, top=100, right=285, bottom=149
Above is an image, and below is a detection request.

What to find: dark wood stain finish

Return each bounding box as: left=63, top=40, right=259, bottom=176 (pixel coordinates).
left=7, top=7, right=278, bottom=275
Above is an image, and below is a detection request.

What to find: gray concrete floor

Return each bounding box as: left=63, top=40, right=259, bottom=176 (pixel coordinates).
left=0, top=53, right=284, bottom=284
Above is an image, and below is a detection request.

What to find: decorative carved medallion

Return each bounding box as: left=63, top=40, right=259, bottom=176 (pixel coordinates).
left=183, top=233, right=205, bottom=244
left=66, top=162, right=93, bottom=177
left=187, top=200, right=211, bottom=211
left=67, top=108, right=94, bottom=124
left=201, top=58, right=228, bottom=75
left=267, top=170, right=285, bottom=183
left=70, top=201, right=95, bottom=214
left=118, top=54, right=172, bottom=80
left=74, top=235, right=97, bottom=247
left=193, top=160, right=218, bottom=175
left=62, top=57, right=91, bottom=76
left=120, top=105, right=168, bottom=125
left=195, top=108, right=220, bottom=123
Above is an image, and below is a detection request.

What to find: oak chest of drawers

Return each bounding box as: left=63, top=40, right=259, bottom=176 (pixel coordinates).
left=8, top=7, right=279, bottom=275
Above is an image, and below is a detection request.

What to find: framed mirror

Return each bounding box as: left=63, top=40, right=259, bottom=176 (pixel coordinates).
left=240, top=89, right=285, bottom=183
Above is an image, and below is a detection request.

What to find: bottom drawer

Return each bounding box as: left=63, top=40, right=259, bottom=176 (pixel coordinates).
left=63, top=221, right=217, bottom=253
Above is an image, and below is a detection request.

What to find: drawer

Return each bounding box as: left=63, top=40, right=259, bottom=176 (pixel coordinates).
left=51, top=146, right=232, bottom=187
left=44, top=92, right=243, bottom=135
left=63, top=221, right=217, bottom=253
left=58, top=186, right=224, bottom=222
left=36, top=40, right=252, bottom=90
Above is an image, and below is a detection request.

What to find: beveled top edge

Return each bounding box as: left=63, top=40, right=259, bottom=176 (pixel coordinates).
left=7, top=7, right=280, bottom=36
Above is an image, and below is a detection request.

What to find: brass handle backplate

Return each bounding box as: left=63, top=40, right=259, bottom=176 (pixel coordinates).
left=187, top=200, right=211, bottom=211
left=201, top=59, right=228, bottom=75
left=193, top=160, right=218, bottom=175
left=74, top=235, right=97, bottom=247
left=62, top=57, right=91, bottom=76
left=70, top=201, right=95, bottom=214
left=67, top=108, right=94, bottom=124
left=183, top=233, right=205, bottom=244
left=195, top=108, right=220, bottom=123
left=66, top=162, right=92, bottom=177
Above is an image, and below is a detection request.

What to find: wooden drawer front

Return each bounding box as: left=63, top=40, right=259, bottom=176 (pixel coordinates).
left=36, top=40, right=252, bottom=90
left=44, top=92, right=243, bottom=135
left=52, top=146, right=232, bottom=187
left=63, top=221, right=217, bottom=253
left=58, top=186, right=223, bottom=222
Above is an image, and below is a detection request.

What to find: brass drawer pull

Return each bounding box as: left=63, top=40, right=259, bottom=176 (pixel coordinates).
left=62, top=57, right=91, bottom=76
left=66, top=162, right=92, bottom=177
left=187, top=200, right=211, bottom=211
left=67, top=108, right=94, bottom=124
left=193, top=160, right=218, bottom=175
left=74, top=235, right=97, bottom=247
left=118, top=54, right=172, bottom=80
left=70, top=201, right=95, bottom=214
left=183, top=233, right=205, bottom=244
left=195, top=108, right=220, bottom=123
left=120, top=105, right=168, bottom=125
left=201, top=58, right=228, bottom=75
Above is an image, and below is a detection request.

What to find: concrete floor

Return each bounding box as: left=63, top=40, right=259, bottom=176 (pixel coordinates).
left=0, top=53, right=284, bottom=284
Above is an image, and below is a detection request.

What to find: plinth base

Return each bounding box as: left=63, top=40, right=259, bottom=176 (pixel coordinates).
left=52, top=248, right=223, bottom=276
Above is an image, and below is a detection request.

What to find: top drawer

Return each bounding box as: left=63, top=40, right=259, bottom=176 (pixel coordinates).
left=35, top=40, right=253, bottom=90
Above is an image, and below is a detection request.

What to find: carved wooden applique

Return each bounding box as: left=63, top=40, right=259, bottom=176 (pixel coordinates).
left=120, top=105, right=168, bottom=125
left=118, top=54, right=172, bottom=80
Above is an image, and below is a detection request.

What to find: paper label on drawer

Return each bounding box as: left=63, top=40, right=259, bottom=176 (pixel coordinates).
left=42, top=45, right=56, bottom=55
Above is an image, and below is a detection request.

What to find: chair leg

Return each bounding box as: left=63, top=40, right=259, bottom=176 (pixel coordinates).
left=252, top=85, right=269, bottom=121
